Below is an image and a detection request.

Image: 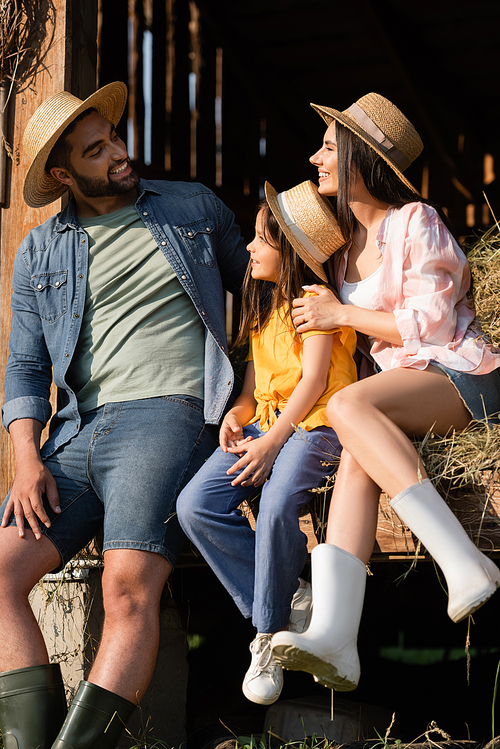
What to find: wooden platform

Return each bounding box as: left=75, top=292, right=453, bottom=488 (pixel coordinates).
left=236, top=477, right=500, bottom=563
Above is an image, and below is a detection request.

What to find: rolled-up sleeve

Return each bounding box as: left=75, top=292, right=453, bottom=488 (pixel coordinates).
left=391, top=205, right=469, bottom=355
left=2, top=246, right=53, bottom=431
left=1, top=396, right=52, bottom=432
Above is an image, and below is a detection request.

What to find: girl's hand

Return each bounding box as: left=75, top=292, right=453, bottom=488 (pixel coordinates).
left=220, top=413, right=253, bottom=452
left=226, top=435, right=280, bottom=487
left=292, top=285, right=342, bottom=332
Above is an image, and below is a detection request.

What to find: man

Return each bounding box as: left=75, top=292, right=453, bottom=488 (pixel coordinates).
left=0, top=82, right=248, bottom=749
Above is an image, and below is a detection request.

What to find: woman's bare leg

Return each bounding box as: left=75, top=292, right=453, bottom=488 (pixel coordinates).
left=327, top=366, right=470, bottom=497
left=325, top=365, right=471, bottom=560
left=271, top=367, right=484, bottom=683
left=325, top=451, right=380, bottom=563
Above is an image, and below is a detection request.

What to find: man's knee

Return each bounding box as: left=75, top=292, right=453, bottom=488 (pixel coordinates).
left=0, top=527, right=60, bottom=595
left=101, top=550, right=171, bottom=619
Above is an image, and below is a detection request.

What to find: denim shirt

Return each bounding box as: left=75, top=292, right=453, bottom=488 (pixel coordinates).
left=2, top=179, right=248, bottom=457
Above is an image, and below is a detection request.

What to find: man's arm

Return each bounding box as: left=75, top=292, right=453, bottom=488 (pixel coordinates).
left=1, top=243, right=57, bottom=539
left=2, top=418, right=60, bottom=539
left=2, top=247, right=53, bottom=432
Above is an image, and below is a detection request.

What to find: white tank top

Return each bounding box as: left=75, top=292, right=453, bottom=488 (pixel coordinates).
left=339, top=264, right=382, bottom=310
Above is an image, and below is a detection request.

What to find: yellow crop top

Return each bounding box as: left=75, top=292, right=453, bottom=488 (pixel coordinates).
left=247, top=294, right=357, bottom=432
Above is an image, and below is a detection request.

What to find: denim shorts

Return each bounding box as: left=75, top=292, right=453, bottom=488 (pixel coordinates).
left=430, top=362, right=500, bottom=425
left=0, top=396, right=217, bottom=570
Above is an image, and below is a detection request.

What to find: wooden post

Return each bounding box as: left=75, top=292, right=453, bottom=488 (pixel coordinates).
left=0, top=0, right=97, bottom=500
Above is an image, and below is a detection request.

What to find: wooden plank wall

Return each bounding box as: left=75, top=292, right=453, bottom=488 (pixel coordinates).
left=0, top=0, right=97, bottom=500
left=99, top=0, right=263, bottom=230
left=97, top=0, right=498, bottom=242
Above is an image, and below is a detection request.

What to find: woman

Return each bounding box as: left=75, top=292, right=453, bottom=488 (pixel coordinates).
left=271, top=93, right=500, bottom=693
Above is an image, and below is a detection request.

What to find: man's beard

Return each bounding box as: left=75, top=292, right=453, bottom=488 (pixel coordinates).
left=71, top=163, right=140, bottom=198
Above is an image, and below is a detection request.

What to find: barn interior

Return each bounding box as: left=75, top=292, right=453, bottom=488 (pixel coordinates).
left=97, top=0, right=500, bottom=741
left=1, top=0, right=500, bottom=744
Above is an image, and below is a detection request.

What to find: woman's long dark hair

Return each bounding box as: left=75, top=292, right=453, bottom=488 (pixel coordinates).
left=334, top=121, right=460, bottom=245
left=234, top=201, right=331, bottom=347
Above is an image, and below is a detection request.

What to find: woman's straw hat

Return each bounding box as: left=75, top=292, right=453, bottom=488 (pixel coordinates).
left=23, top=81, right=128, bottom=208
left=265, top=180, right=346, bottom=282
left=311, top=93, right=423, bottom=193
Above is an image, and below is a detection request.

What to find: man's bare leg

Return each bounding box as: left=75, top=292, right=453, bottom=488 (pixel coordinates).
left=0, top=526, right=61, bottom=672
left=88, top=548, right=172, bottom=704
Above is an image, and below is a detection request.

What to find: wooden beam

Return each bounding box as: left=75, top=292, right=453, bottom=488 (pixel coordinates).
left=0, top=0, right=97, bottom=500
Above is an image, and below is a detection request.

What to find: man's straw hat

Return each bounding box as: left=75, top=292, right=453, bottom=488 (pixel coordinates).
left=311, top=93, right=423, bottom=193
left=265, top=180, right=346, bottom=283
left=23, top=81, right=128, bottom=208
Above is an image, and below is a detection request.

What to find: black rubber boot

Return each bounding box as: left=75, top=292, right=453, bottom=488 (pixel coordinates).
left=51, top=681, right=136, bottom=749
left=0, top=663, right=67, bottom=749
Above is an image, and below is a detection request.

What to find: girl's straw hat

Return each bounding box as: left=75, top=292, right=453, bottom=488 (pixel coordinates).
left=23, top=81, right=128, bottom=208
left=265, top=180, right=346, bottom=283
left=311, top=93, right=423, bottom=193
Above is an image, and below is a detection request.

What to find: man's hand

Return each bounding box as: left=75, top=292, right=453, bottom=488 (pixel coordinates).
left=2, top=458, right=60, bottom=539
left=226, top=435, right=280, bottom=487
left=2, top=417, right=61, bottom=541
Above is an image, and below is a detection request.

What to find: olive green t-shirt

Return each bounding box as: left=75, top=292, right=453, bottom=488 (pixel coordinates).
left=69, top=203, right=205, bottom=412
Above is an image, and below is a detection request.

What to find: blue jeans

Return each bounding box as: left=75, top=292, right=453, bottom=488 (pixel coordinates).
left=1, top=396, right=216, bottom=571
left=177, top=422, right=341, bottom=632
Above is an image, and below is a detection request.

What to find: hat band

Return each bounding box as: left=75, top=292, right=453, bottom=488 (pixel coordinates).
left=277, top=192, right=331, bottom=264
left=346, top=102, right=411, bottom=171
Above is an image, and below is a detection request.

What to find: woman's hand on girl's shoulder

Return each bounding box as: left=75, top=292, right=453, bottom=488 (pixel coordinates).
left=292, top=284, right=343, bottom=332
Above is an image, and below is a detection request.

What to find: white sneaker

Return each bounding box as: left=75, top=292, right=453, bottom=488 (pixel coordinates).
left=242, top=633, right=283, bottom=705
left=287, top=579, right=312, bottom=633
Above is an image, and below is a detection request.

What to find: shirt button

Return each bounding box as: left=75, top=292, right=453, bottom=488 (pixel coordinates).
left=143, top=211, right=148, bottom=216
left=181, top=275, right=187, bottom=280
left=161, top=241, right=166, bottom=246
left=64, top=353, right=69, bottom=358
left=78, top=274, right=83, bottom=279
left=55, top=281, right=60, bottom=287
left=187, top=231, right=193, bottom=237
left=202, top=311, right=206, bottom=316
left=37, top=284, right=42, bottom=289
left=81, top=238, right=86, bottom=243
left=74, top=313, right=79, bottom=318
left=206, top=227, right=210, bottom=232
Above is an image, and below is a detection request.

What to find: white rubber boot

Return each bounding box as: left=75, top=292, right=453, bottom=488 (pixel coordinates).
left=271, top=544, right=366, bottom=691
left=390, top=478, right=500, bottom=623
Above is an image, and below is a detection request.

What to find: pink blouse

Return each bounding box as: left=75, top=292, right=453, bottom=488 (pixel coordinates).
left=336, top=202, right=500, bottom=374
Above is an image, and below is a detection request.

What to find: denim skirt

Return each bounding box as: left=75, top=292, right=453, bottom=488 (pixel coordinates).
left=430, top=362, right=500, bottom=425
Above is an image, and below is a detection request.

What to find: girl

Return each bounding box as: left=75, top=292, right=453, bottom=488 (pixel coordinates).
left=177, top=180, right=357, bottom=706
left=271, top=93, right=500, bottom=692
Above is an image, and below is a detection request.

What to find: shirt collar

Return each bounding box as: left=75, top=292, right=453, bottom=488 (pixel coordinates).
left=375, top=205, right=395, bottom=248
left=53, top=178, right=160, bottom=233
left=136, top=178, right=161, bottom=199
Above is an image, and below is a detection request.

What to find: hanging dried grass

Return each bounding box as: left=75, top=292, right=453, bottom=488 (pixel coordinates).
left=0, top=0, right=55, bottom=95
left=0, top=0, right=55, bottom=203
